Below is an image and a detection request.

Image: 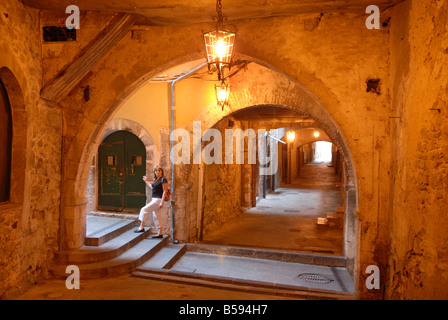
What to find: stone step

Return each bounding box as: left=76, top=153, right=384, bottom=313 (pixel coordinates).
left=56, top=228, right=153, bottom=264
left=50, top=236, right=168, bottom=279
left=327, top=211, right=344, bottom=228
left=137, top=244, right=186, bottom=270
left=316, top=217, right=329, bottom=227
left=326, top=212, right=340, bottom=228
left=131, top=248, right=353, bottom=299
left=317, top=206, right=346, bottom=229
left=327, top=212, right=337, bottom=219
left=132, top=269, right=354, bottom=300
left=185, top=243, right=346, bottom=268
left=85, top=216, right=137, bottom=246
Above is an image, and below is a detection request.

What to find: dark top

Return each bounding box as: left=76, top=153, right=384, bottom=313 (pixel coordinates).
left=152, top=177, right=167, bottom=199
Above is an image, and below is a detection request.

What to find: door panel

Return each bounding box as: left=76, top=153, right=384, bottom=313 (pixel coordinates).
left=98, top=131, right=146, bottom=211
left=98, top=132, right=124, bottom=210
left=124, top=132, right=146, bottom=209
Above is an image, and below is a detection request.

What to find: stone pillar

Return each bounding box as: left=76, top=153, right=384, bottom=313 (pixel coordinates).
left=344, top=184, right=358, bottom=280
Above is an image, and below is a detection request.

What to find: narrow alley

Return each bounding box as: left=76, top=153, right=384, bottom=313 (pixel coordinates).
left=202, top=162, right=344, bottom=255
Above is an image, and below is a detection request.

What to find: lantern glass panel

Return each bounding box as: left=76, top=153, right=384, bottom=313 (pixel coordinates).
left=215, top=84, right=230, bottom=106
left=204, top=29, right=235, bottom=65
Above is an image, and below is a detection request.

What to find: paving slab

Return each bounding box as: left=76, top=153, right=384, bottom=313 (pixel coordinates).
left=169, top=252, right=354, bottom=295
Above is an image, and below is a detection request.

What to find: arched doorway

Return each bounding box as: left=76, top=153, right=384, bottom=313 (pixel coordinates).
left=97, top=130, right=146, bottom=211
left=65, top=55, right=359, bottom=286
left=196, top=105, right=347, bottom=256
left=0, top=79, right=12, bottom=203
left=0, top=67, right=27, bottom=207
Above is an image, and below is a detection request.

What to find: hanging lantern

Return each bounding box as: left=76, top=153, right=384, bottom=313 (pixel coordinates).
left=203, top=0, right=236, bottom=81
left=215, top=82, right=230, bottom=110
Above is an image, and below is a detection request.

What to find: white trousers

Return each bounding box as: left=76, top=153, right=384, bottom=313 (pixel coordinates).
left=138, top=198, right=163, bottom=231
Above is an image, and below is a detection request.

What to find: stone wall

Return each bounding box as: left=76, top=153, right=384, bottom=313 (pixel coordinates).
left=0, top=0, right=62, bottom=298
left=167, top=116, right=262, bottom=242
left=386, top=0, right=448, bottom=299
left=202, top=163, right=243, bottom=235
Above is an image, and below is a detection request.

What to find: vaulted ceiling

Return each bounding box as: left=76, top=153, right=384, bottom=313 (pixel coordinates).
left=22, top=0, right=403, bottom=25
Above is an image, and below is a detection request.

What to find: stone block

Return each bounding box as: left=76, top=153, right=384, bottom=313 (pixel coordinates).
left=327, top=212, right=343, bottom=229
left=317, top=217, right=328, bottom=228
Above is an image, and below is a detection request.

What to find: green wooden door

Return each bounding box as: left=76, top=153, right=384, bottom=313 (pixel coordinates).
left=98, top=131, right=146, bottom=211
left=123, top=132, right=147, bottom=209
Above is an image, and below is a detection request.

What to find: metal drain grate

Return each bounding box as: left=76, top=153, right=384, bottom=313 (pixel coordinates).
left=298, top=273, right=334, bottom=284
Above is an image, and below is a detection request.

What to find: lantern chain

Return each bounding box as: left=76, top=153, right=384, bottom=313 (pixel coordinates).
left=216, top=0, right=222, bottom=18
left=215, top=0, right=225, bottom=28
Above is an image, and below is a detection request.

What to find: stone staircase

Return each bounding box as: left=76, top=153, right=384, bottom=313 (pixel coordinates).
left=49, top=216, right=354, bottom=299
left=317, top=206, right=345, bottom=229
left=50, top=216, right=185, bottom=279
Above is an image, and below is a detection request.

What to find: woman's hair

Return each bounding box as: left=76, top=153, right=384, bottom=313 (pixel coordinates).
left=153, top=165, right=164, bottom=180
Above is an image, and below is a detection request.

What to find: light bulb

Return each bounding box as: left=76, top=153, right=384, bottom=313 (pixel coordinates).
left=215, top=39, right=227, bottom=60
left=287, top=131, right=295, bottom=143
left=217, top=88, right=227, bottom=101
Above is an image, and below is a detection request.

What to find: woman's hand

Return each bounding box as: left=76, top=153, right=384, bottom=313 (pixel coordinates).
left=160, top=182, right=168, bottom=207
left=143, top=176, right=152, bottom=188
left=159, top=196, right=165, bottom=208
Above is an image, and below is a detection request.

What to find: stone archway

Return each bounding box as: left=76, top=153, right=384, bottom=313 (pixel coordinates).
left=186, top=59, right=358, bottom=189
left=174, top=60, right=359, bottom=278
left=62, top=53, right=360, bottom=286
left=86, top=118, right=158, bottom=214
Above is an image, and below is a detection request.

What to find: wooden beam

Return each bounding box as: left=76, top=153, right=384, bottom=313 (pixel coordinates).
left=41, top=13, right=135, bottom=102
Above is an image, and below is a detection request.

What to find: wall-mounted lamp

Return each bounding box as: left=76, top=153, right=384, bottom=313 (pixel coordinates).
left=215, top=81, right=230, bottom=110
left=287, top=131, right=296, bottom=143
left=203, top=0, right=237, bottom=82
left=314, top=131, right=320, bottom=138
